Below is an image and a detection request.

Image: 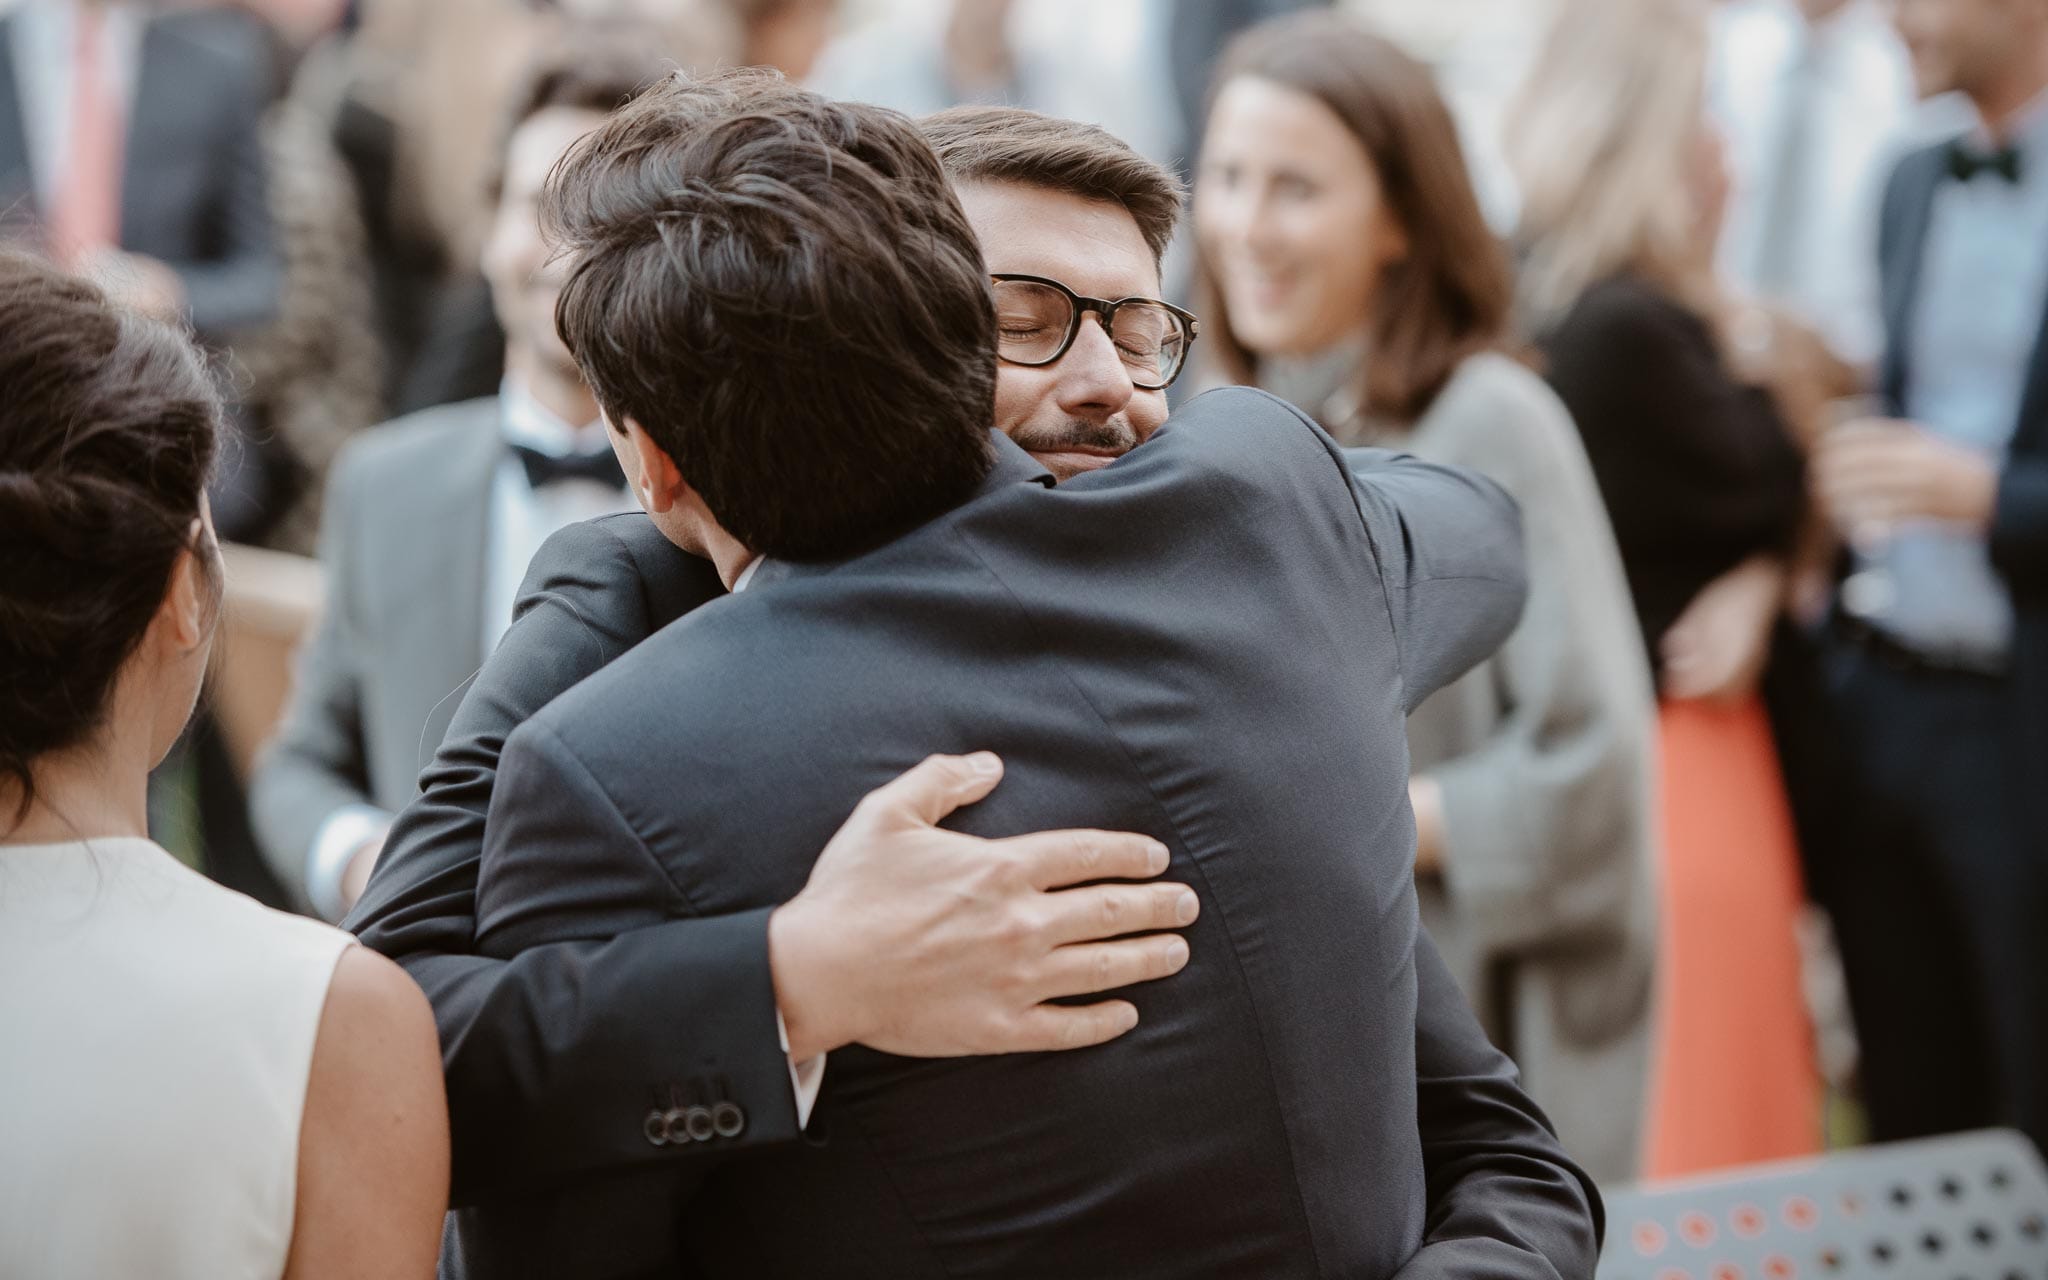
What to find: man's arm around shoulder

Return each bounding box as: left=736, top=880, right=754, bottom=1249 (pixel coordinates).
left=1399, top=930, right=1602, bottom=1280
left=346, top=515, right=785, bottom=1204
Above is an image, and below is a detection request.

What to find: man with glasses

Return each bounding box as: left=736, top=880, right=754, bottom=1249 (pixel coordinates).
left=355, top=84, right=1597, bottom=1278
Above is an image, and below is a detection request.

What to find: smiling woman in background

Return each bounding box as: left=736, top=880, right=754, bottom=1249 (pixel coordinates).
left=0, top=252, right=447, bottom=1279
left=1192, top=10, right=1660, bottom=1185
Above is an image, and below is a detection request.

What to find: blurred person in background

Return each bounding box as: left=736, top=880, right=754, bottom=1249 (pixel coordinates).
left=1710, top=0, right=1924, bottom=372
left=809, top=0, right=1184, bottom=177
left=0, top=252, right=446, bottom=1280
left=1807, top=0, right=2048, bottom=1151
left=1509, top=0, right=1824, bottom=1177
left=1191, top=10, right=1658, bottom=1185
left=0, top=0, right=285, bottom=541
left=250, top=36, right=657, bottom=921
left=353, top=0, right=734, bottom=415
left=730, top=0, right=837, bottom=78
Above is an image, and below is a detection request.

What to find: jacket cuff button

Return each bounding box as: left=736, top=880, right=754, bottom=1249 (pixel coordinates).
left=682, top=1105, right=717, bottom=1143
left=662, top=1107, right=694, bottom=1145
left=712, top=1101, right=745, bottom=1138
left=642, top=1110, right=670, bottom=1147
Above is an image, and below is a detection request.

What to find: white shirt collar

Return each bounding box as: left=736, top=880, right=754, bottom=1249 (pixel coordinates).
left=499, top=376, right=609, bottom=457
left=1967, top=81, right=2048, bottom=159
left=731, top=557, right=764, bottom=593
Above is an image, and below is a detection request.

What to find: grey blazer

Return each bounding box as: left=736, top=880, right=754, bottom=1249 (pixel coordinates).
left=249, top=396, right=501, bottom=911
left=1397, top=354, right=1660, bottom=1186
left=0, top=8, right=282, bottom=336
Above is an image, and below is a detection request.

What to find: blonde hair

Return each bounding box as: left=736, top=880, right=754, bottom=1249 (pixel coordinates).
left=1505, top=0, right=1716, bottom=326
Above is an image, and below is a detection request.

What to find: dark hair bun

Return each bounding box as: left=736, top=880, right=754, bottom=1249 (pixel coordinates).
left=0, top=252, right=221, bottom=810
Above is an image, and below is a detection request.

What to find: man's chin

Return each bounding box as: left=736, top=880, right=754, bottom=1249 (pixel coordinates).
left=1029, top=449, right=1124, bottom=481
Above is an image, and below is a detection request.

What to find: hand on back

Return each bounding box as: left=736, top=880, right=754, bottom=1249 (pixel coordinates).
left=768, top=753, right=1198, bottom=1062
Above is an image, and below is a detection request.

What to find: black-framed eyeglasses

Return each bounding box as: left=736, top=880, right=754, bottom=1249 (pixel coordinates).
left=990, top=274, right=1200, bottom=390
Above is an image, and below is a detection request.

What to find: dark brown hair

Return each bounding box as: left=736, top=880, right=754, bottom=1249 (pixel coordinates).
left=1199, top=13, right=1512, bottom=429
left=483, top=26, right=676, bottom=208
left=0, top=252, right=222, bottom=822
left=918, top=105, right=1186, bottom=265
left=545, top=69, right=995, bottom=561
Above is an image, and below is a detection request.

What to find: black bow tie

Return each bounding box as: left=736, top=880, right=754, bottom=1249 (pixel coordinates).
left=1946, top=140, right=2023, bottom=185
left=512, top=442, right=625, bottom=490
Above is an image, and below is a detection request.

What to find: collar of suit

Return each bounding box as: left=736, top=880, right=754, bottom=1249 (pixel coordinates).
left=748, top=431, right=1056, bottom=590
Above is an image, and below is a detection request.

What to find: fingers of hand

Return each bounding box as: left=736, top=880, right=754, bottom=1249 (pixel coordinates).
left=998, top=1000, right=1141, bottom=1053
left=1031, top=934, right=1191, bottom=1003
left=1818, top=446, right=1922, bottom=526
left=868, top=752, right=1005, bottom=827
left=1009, top=829, right=1170, bottom=890
left=1040, top=881, right=1199, bottom=947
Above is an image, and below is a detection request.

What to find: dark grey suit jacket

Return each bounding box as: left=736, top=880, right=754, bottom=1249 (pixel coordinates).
left=0, top=8, right=281, bottom=335
left=1876, top=141, right=2048, bottom=809
left=350, top=451, right=1594, bottom=1280
left=467, top=388, right=1596, bottom=1277
left=250, top=397, right=503, bottom=911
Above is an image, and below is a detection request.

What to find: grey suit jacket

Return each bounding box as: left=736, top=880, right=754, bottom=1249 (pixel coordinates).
left=0, top=7, right=281, bottom=335
left=1395, top=354, right=1659, bottom=1186
left=249, top=396, right=501, bottom=911
left=472, top=389, right=1598, bottom=1278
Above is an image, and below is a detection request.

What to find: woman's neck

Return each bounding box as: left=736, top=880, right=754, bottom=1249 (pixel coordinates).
left=1, top=734, right=149, bottom=847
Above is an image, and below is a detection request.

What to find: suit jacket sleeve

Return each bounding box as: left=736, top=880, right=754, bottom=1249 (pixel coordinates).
left=1342, top=446, right=1529, bottom=713
left=1397, top=929, right=1603, bottom=1280
left=249, top=442, right=380, bottom=910
left=1991, top=458, right=2048, bottom=596
left=346, top=518, right=800, bottom=1204
left=163, top=13, right=282, bottom=335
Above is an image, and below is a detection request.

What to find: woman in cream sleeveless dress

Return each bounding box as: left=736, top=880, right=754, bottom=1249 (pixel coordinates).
left=0, top=838, right=355, bottom=1276
left=0, top=253, right=447, bottom=1278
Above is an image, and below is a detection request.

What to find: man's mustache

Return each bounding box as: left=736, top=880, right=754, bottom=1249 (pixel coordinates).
left=1010, top=419, right=1140, bottom=455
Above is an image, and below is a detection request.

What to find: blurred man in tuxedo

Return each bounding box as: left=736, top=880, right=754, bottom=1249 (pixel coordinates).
left=250, top=40, right=653, bottom=919
left=1813, top=0, right=2048, bottom=1149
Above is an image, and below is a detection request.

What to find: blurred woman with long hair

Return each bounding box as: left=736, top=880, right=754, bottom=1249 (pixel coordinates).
left=1508, top=0, right=1823, bottom=1176
left=1194, top=11, right=1659, bottom=1184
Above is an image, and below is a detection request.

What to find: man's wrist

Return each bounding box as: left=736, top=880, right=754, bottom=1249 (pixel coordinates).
left=1943, top=453, right=2000, bottom=528
left=767, top=898, right=854, bottom=1062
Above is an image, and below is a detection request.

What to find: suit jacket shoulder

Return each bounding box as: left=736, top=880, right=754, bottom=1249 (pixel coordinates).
left=332, top=396, right=502, bottom=485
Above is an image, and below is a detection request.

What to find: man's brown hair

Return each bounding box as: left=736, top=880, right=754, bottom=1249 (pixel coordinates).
left=918, top=106, right=1186, bottom=265
left=544, top=69, right=996, bottom=561
left=1199, top=13, right=1512, bottom=431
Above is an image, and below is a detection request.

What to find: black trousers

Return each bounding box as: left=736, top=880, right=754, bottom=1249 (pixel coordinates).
left=1807, top=636, right=2046, bottom=1149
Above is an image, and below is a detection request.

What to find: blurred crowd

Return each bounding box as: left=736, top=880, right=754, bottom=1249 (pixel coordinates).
left=5, top=0, right=2045, bottom=1209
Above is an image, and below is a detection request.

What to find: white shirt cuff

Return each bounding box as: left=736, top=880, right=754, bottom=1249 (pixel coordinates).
left=306, top=804, right=392, bottom=922
left=774, top=1009, right=827, bottom=1129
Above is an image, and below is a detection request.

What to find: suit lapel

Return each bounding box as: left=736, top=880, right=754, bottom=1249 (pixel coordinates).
left=381, top=401, right=501, bottom=750
left=0, top=20, right=37, bottom=234
left=1880, top=147, right=1945, bottom=412
left=120, top=15, right=183, bottom=250
left=2010, top=277, right=2048, bottom=458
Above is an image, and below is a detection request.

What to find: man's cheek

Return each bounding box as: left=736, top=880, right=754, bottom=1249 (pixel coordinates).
left=1132, top=395, right=1170, bottom=444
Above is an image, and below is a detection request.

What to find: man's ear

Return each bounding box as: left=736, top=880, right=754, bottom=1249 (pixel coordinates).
left=623, top=417, right=688, bottom=514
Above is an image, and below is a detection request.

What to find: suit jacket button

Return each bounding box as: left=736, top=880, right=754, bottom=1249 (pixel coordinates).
left=662, top=1108, right=694, bottom=1144
left=643, top=1110, right=670, bottom=1147
left=682, top=1105, right=716, bottom=1143
left=711, top=1101, right=745, bottom=1138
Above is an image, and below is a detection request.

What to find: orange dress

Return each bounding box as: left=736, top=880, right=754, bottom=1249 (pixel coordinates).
left=1642, top=695, right=1823, bottom=1178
